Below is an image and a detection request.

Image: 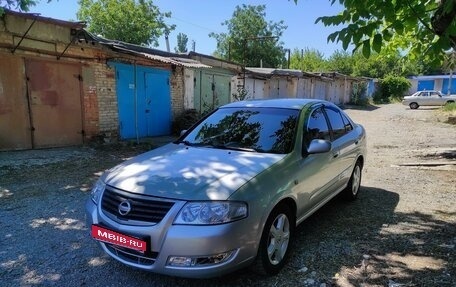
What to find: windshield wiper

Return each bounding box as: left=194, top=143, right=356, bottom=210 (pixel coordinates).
left=174, top=140, right=196, bottom=146
left=211, top=144, right=260, bottom=152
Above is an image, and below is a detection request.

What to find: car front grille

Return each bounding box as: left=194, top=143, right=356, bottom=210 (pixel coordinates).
left=105, top=243, right=158, bottom=266
left=101, top=186, right=174, bottom=224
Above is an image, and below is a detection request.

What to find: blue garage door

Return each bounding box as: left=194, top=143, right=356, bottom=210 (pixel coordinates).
left=417, top=80, right=435, bottom=91
left=442, top=78, right=456, bottom=94
left=112, top=62, right=171, bottom=139
left=142, top=69, right=171, bottom=136
left=114, top=63, right=136, bottom=139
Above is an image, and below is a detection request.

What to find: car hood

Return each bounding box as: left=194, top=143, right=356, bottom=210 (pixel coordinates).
left=102, top=143, right=285, bottom=200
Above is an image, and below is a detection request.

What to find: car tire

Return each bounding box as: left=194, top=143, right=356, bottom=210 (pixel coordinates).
left=342, top=160, right=362, bottom=201
left=409, top=102, right=419, bottom=109
left=251, top=204, right=294, bottom=275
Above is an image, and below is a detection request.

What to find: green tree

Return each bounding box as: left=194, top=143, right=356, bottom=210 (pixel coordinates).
left=77, top=0, right=174, bottom=46
left=326, top=50, right=354, bottom=75
left=0, top=0, right=51, bottom=14
left=289, top=48, right=326, bottom=72
left=175, top=32, right=188, bottom=53
left=314, top=0, right=456, bottom=66
left=209, top=4, right=287, bottom=67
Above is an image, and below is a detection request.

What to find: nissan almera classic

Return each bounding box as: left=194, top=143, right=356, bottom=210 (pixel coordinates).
left=86, top=98, right=366, bottom=278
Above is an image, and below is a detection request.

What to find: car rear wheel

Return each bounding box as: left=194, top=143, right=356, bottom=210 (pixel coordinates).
left=409, top=102, right=419, bottom=109
left=252, top=204, right=294, bottom=275
left=343, top=161, right=362, bottom=201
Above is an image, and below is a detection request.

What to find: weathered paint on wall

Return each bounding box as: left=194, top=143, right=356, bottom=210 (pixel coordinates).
left=0, top=53, right=31, bottom=150
left=192, top=67, right=235, bottom=113
left=243, top=73, right=362, bottom=104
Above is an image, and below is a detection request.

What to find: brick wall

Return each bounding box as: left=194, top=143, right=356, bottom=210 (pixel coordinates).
left=171, top=66, right=185, bottom=119
left=1, top=11, right=190, bottom=146
left=92, top=61, right=118, bottom=140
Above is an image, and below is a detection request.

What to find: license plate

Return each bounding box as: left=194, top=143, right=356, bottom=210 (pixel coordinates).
left=91, top=225, right=147, bottom=252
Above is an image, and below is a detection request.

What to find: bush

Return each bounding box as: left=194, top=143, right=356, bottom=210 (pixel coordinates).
left=349, top=82, right=369, bottom=106
left=172, top=109, right=201, bottom=135
left=374, top=75, right=411, bottom=104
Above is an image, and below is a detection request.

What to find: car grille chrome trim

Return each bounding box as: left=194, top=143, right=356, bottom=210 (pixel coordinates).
left=101, top=186, right=175, bottom=225
left=105, top=243, right=157, bottom=266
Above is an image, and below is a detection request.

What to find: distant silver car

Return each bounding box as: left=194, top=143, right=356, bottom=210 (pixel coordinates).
left=86, top=98, right=367, bottom=278
left=402, top=90, right=456, bottom=109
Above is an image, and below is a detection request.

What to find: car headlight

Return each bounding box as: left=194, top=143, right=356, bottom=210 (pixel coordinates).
left=90, top=179, right=106, bottom=205
left=174, top=201, right=248, bottom=225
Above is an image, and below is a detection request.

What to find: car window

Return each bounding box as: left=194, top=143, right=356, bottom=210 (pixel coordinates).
left=304, top=107, right=330, bottom=147
left=341, top=113, right=353, bottom=132
left=324, top=107, right=347, bottom=140
left=183, top=107, right=299, bottom=154
left=430, top=92, right=440, bottom=97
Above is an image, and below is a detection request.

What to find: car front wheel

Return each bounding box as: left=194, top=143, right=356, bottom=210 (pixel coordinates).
left=343, top=161, right=362, bottom=201
left=409, top=102, right=419, bottom=109
left=252, top=204, right=294, bottom=275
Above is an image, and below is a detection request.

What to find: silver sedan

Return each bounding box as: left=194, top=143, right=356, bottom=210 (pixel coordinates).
left=86, top=98, right=367, bottom=278
left=402, top=90, right=456, bottom=109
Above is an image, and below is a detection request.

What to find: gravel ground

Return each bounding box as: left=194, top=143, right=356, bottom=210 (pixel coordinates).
left=1, top=103, right=455, bottom=287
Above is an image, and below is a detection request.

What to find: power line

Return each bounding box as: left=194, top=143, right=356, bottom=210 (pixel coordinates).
left=169, top=16, right=223, bottom=34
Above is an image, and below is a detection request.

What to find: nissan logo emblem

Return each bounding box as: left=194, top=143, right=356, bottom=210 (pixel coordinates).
left=118, top=200, right=132, bottom=216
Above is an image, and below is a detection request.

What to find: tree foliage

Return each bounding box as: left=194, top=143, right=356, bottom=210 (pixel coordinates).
left=209, top=4, right=287, bottom=67
left=1, top=0, right=37, bottom=11
left=289, top=48, right=327, bottom=72
left=289, top=45, right=436, bottom=79
left=374, top=75, right=412, bottom=103
left=77, top=0, right=174, bottom=46
left=313, top=0, right=456, bottom=66
left=175, top=32, right=188, bottom=53
left=0, top=0, right=52, bottom=14
left=326, top=50, right=354, bottom=75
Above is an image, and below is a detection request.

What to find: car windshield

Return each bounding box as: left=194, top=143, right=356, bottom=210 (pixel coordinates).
left=181, top=107, right=300, bottom=154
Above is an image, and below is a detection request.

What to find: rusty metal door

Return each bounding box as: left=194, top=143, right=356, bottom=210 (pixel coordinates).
left=25, top=59, right=83, bottom=148
left=0, top=54, right=31, bottom=150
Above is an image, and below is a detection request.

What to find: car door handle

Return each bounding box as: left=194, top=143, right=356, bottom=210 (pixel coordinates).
left=332, top=152, right=339, bottom=158
left=354, top=140, right=359, bottom=145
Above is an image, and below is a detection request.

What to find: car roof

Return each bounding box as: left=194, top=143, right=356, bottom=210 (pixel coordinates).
left=416, top=90, right=440, bottom=93
left=221, top=98, right=327, bottom=110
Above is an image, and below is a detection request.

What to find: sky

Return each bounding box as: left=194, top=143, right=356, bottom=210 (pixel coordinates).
left=28, top=0, right=346, bottom=58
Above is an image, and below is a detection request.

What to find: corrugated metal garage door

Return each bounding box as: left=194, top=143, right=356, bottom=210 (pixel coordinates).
left=25, top=59, right=83, bottom=148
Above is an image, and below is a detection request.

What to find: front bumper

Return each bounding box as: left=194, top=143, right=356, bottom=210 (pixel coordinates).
left=85, top=198, right=258, bottom=278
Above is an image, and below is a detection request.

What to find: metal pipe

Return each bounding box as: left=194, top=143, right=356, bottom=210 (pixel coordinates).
left=12, top=17, right=38, bottom=54
left=134, top=63, right=139, bottom=144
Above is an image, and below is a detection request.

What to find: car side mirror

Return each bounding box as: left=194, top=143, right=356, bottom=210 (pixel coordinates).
left=307, top=139, right=332, bottom=154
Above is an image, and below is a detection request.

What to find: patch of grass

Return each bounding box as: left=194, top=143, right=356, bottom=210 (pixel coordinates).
left=441, top=102, right=456, bottom=113
left=436, top=102, right=456, bottom=124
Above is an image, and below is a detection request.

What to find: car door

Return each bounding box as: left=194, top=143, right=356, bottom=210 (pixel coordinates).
left=294, top=107, right=340, bottom=219
left=429, top=91, right=443, bottom=105
left=419, top=91, right=431, bottom=105
left=323, top=107, right=360, bottom=192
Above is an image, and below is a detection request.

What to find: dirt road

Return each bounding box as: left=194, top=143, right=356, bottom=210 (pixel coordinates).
left=1, top=103, right=455, bottom=286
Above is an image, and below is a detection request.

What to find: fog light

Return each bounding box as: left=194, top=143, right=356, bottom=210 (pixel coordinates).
left=167, top=256, right=197, bottom=267
left=167, top=250, right=235, bottom=267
